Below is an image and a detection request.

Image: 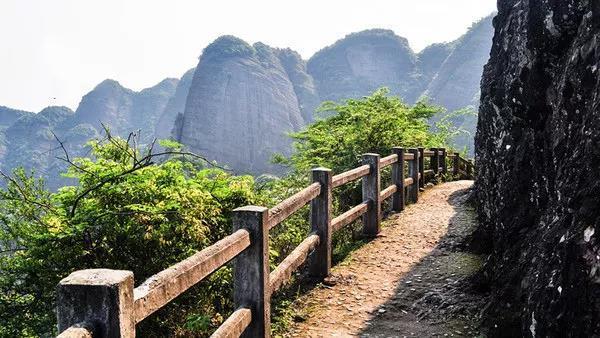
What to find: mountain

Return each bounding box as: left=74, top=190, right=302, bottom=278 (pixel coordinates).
left=276, top=49, right=320, bottom=123
left=0, top=106, right=89, bottom=188
left=308, top=29, right=422, bottom=104
left=0, top=78, right=178, bottom=189
left=422, top=15, right=494, bottom=112
left=0, top=106, right=32, bottom=160
left=73, top=78, right=177, bottom=140
left=155, top=68, right=195, bottom=140
left=176, top=36, right=305, bottom=174
left=1, top=17, right=495, bottom=184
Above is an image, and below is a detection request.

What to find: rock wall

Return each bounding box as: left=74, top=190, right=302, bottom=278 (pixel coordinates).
left=475, top=1, right=600, bottom=336
left=308, top=29, right=422, bottom=104
left=74, top=78, right=177, bottom=141
left=155, top=68, right=195, bottom=140
left=177, top=36, right=305, bottom=174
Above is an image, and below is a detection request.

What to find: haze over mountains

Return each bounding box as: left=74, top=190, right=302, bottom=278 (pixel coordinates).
left=0, top=15, right=493, bottom=188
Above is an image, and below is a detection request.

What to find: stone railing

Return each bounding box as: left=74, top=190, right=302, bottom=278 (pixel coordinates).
left=55, top=147, right=473, bottom=338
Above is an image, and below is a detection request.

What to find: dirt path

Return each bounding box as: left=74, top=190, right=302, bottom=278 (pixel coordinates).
left=286, top=180, right=485, bottom=337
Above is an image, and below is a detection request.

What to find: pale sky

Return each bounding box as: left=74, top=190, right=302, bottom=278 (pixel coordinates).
left=0, top=0, right=497, bottom=113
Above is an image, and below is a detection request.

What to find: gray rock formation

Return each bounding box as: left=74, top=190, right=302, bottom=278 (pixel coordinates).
left=0, top=106, right=92, bottom=188
left=177, top=36, right=305, bottom=174
left=155, top=68, right=195, bottom=140
left=0, top=106, right=32, bottom=161
left=276, top=49, right=320, bottom=122
left=475, top=2, right=600, bottom=336
left=74, top=78, right=177, bottom=141
left=423, top=15, right=494, bottom=112
left=308, top=29, right=421, bottom=104
left=1, top=20, right=496, bottom=183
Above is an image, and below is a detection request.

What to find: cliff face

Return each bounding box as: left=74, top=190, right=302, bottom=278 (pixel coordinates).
left=155, top=68, right=195, bottom=140
left=308, top=29, right=421, bottom=104
left=178, top=36, right=305, bottom=174
left=424, top=16, right=494, bottom=112
left=475, top=2, right=600, bottom=336
left=0, top=106, right=31, bottom=160
left=277, top=48, right=320, bottom=123
left=0, top=106, right=93, bottom=188
left=74, top=78, right=177, bottom=140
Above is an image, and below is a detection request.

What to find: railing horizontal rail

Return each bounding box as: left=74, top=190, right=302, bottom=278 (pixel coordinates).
left=379, top=154, right=398, bottom=168
left=269, top=233, right=320, bottom=293
left=133, top=229, right=251, bottom=323
left=423, top=150, right=435, bottom=157
left=380, top=185, right=397, bottom=201
left=331, top=201, right=369, bottom=233
left=268, top=183, right=321, bottom=229
left=210, top=308, right=252, bottom=338
left=424, top=169, right=434, bottom=176
left=404, top=153, right=415, bottom=160
left=332, top=165, right=370, bottom=188
left=404, top=177, right=414, bottom=186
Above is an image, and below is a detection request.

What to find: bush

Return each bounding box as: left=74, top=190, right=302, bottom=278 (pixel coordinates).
left=0, top=135, right=258, bottom=337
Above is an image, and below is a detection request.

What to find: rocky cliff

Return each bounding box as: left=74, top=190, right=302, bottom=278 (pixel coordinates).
left=475, top=1, right=600, bottom=336
left=155, top=68, right=195, bottom=140
left=0, top=106, right=31, bottom=160
left=308, top=29, right=422, bottom=104
left=277, top=48, right=320, bottom=122
left=1, top=20, right=496, bottom=183
left=177, top=36, right=305, bottom=174
left=0, top=106, right=92, bottom=188
left=424, top=15, right=494, bottom=112
left=73, top=78, right=177, bottom=141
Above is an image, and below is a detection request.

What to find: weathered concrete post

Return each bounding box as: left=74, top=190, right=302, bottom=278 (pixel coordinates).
left=440, top=148, right=448, bottom=177
left=453, top=152, right=460, bottom=178
left=232, top=206, right=270, bottom=338
left=430, top=148, right=439, bottom=176
left=391, top=148, right=405, bottom=212
left=418, top=147, right=425, bottom=188
left=56, top=269, right=135, bottom=338
left=408, top=149, right=420, bottom=203
left=362, top=153, right=381, bottom=236
left=309, top=168, right=332, bottom=278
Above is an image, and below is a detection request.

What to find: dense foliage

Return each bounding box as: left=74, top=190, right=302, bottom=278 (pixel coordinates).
left=0, top=90, right=456, bottom=337
left=0, top=136, right=259, bottom=337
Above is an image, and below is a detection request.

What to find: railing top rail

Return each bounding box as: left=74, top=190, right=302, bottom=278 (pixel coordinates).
left=133, top=229, right=251, bottom=323
left=332, top=164, right=370, bottom=188
left=268, top=182, right=321, bottom=229
left=380, top=154, right=398, bottom=168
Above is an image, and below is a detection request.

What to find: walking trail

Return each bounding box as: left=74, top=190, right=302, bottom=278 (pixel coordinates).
left=286, top=180, right=486, bottom=337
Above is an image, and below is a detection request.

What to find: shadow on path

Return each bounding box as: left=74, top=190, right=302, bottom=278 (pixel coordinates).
left=287, top=181, right=489, bottom=338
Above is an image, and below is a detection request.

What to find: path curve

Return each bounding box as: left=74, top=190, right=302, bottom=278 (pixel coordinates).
left=287, top=180, right=483, bottom=337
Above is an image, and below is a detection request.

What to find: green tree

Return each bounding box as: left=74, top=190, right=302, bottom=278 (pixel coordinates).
left=0, top=134, right=258, bottom=337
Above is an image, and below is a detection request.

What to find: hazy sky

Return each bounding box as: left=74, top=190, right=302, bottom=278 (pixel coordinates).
left=0, top=0, right=497, bottom=112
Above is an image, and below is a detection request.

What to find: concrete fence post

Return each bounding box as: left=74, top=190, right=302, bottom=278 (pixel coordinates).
left=309, top=168, right=332, bottom=278
left=391, top=147, right=405, bottom=212
left=418, top=147, right=425, bottom=188
left=232, top=206, right=270, bottom=338
left=408, top=149, right=420, bottom=203
left=453, top=152, right=460, bottom=178
left=361, top=153, right=381, bottom=236
left=440, top=148, right=448, bottom=177
left=430, top=148, right=439, bottom=176
left=56, top=269, right=135, bottom=338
